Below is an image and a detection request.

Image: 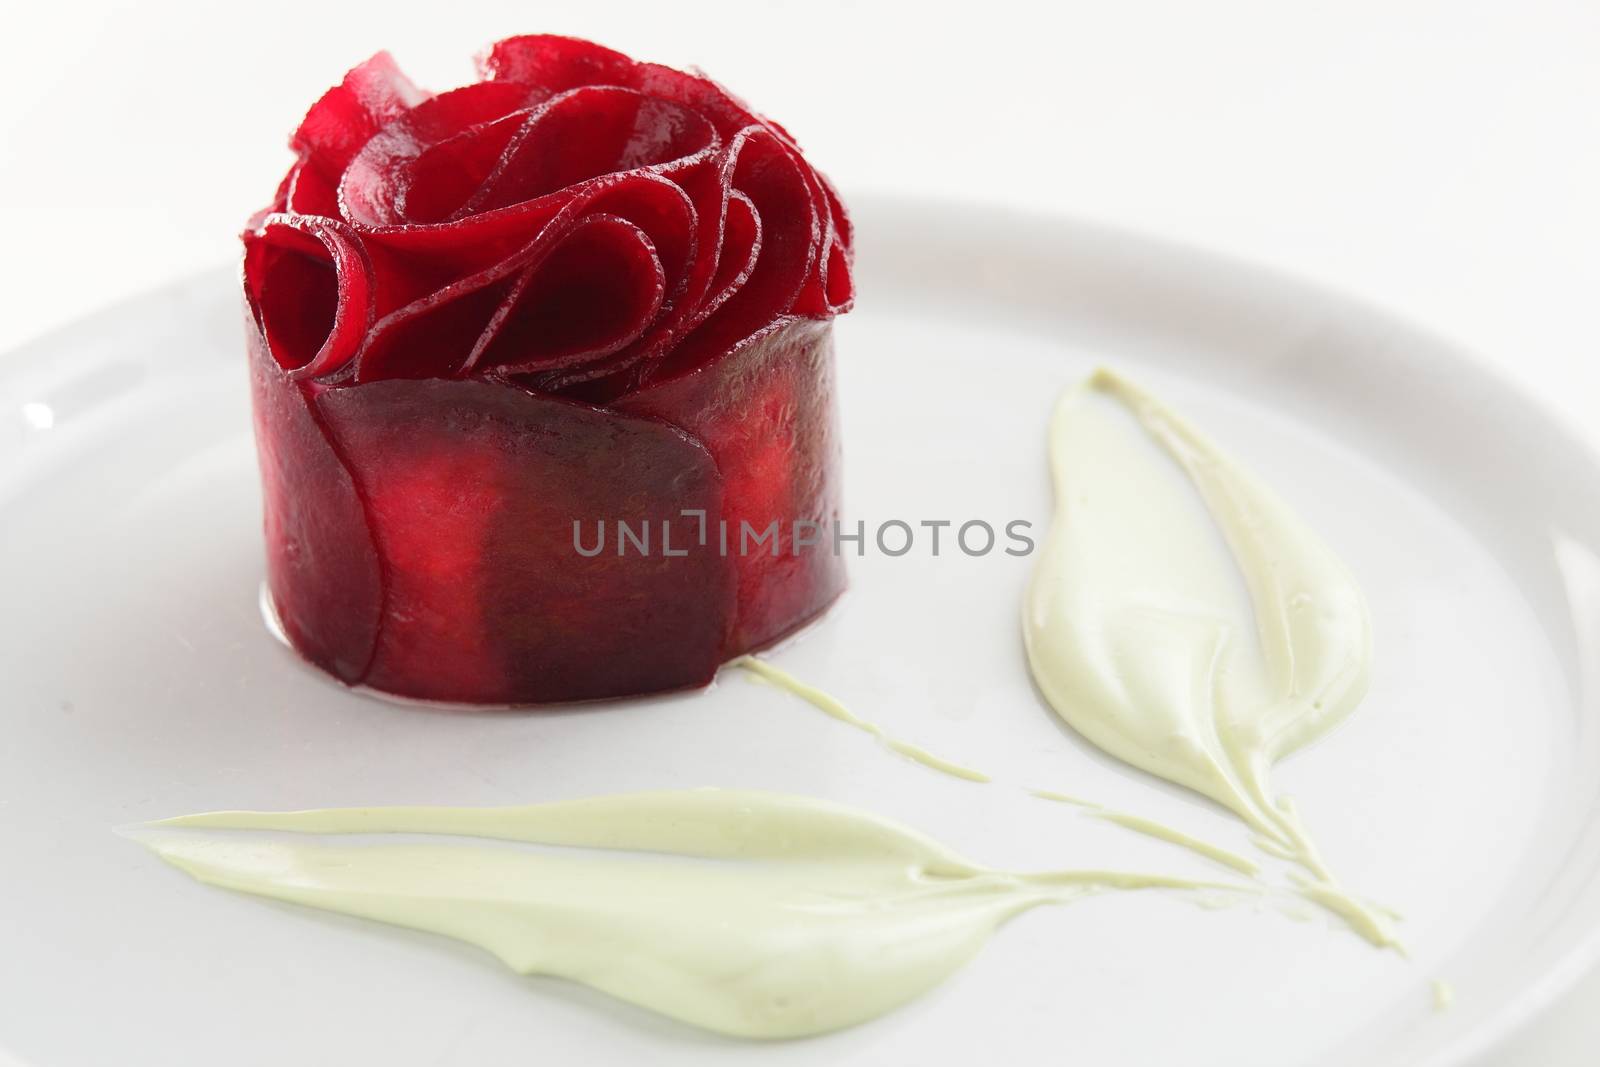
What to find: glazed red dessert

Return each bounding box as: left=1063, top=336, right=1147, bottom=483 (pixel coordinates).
left=244, top=36, right=853, bottom=704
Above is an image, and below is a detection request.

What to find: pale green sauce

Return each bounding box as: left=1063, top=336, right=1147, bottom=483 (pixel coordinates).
left=1027, top=790, right=1259, bottom=875
left=731, top=656, right=991, bottom=782
left=135, top=790, right=1236, bottom=1038
left=1024, top=370, right=1397, bottom=947
left=735, top=656, right=1260, bottom=876
left=1088, top=811, right=1261, bottom=877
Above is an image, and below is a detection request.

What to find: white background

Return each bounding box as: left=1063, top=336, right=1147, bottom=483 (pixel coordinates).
left=2, top=1, right=1598, bottom=1061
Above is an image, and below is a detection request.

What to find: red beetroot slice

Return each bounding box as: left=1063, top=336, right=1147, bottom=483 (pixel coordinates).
left=250, top=314, right=842, bottom=703
left=646, top=127, right=820, bottom=382
left=248, top=330, right=383, bottom=682
left=310, top=375, right=734, bottom=704
left=293, top=52, right=429, bottom=188
left=353, top=172, right=695, bottom=383
left=479, top=35, right=767, bottom=141
left=244, top=215, right=373, bottom=380
left=618, top=318, right=845, bottom=652
left=462, top=87, right=718, bottom=217
left=470, top=213, right=666, bottom=374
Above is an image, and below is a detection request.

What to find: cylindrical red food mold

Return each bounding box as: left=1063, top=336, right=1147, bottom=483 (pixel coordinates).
left=242, top=36, right=853, bottom=704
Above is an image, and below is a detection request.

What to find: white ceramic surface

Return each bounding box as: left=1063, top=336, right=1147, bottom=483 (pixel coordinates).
left=2, top=198, right=1598, bottom=1067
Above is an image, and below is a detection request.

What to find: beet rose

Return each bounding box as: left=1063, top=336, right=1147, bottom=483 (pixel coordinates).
left=243, top=36, right=853, bottom=704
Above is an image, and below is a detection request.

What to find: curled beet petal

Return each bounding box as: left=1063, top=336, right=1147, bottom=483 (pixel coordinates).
left=357, top=276, right=515, bottom=380
left=475, top=35, right=640, bottom=93
left=285, top=161, right=339, bottom=218
left=681, top=189, right=761, bottom=340
left=245, top=37, right=854, bottom=705
left=336, top=84, right=532, bottom=228
left=783, top=143, right=857, bottom=318
left=478, top=36, right=768, bottom=142
left=619, top=160, right=750, bottom=365
left=822, top=235, right=855, bottom=312
left=292, top=52, right=429, bottom=186
left=469, top=214, right=665, bottom=374
left=398, top=113, right=527, bottom=226
left=647, top=126, right=819, bottom=382
left=244, top=214, right=373, bottom=379
left=357, top=172, right=693, bottom=383
left=634, top=68, right=763, bottom=140
left=463, top=87, right=718, bottom=216
left=819, top=171, right=853, bottom=256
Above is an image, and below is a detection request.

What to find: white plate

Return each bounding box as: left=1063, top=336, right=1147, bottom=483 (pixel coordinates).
left=2, top=198, right=1599, bottom=1067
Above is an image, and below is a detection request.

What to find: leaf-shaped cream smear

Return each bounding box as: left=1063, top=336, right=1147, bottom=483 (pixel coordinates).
left=135, top=789, right=1230, bottom=1037
left=1025, top=370, right=1392, bottom=945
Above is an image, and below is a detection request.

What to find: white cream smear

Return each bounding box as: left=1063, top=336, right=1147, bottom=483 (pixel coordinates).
left=133, top=790, right=1235, bottom=1038
left=1024, top=369, right=1396, bottom=946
